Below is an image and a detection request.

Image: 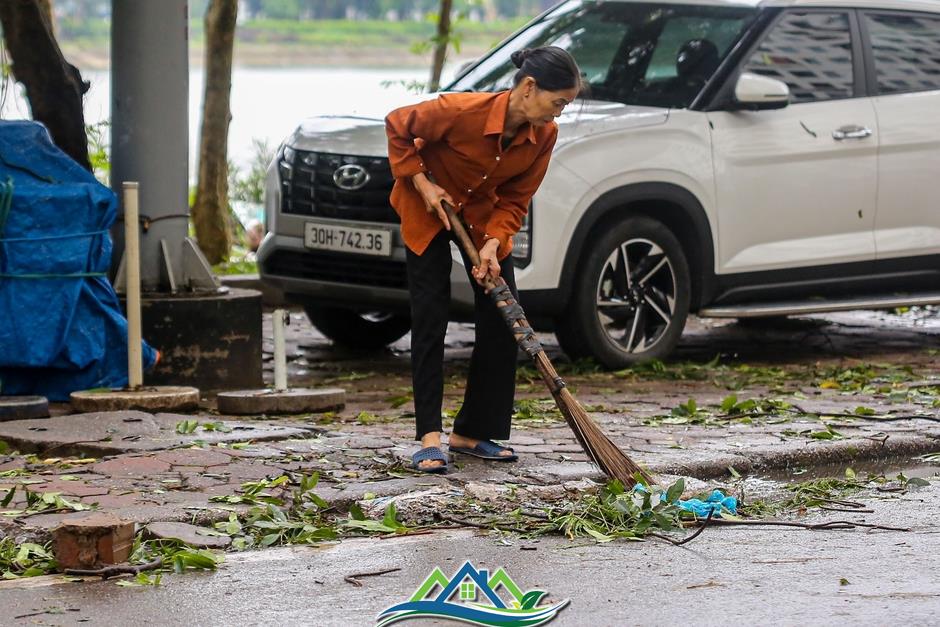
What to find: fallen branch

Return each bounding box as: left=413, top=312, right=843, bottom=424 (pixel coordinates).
left=344, top=567, right=401, bottom=587
left=64, top=557, right=163, bottom=579
left=648, top=509, right=715, bottom=546
left=706, top=519, right=910, bottom=532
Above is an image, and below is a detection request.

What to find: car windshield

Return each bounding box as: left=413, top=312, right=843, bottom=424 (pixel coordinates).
left=447, top=1, right=758, bottom=109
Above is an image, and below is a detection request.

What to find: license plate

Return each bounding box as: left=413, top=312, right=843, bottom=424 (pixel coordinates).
left=304, top=221, right=392, bottom=257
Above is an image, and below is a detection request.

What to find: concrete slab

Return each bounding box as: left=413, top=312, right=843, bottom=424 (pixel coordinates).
left=0, top=410, right=315, bottom=456
left=216, top=387, right=346, bottom=415
left=0, top=396, right=50, bottom=421
left=70, top=387, right=200, bottom=413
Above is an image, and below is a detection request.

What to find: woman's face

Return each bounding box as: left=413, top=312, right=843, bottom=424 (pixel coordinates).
left=521, top=77, right=580, bottom=126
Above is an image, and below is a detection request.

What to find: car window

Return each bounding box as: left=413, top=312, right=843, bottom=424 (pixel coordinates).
left=447, top=1, right=756, bottom=109
left=864, top=12, right=940, bottom=95
left=742, top=12, right=854, bottom=104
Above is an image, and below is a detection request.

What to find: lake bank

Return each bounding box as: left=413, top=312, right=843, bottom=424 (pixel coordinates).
left=58, top=17, right=526, bottom=71
left=62, top=41, right=490, bottom=72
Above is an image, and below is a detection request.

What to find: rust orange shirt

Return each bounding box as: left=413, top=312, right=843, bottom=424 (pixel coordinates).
left=385, top=90, right=558, bottom=260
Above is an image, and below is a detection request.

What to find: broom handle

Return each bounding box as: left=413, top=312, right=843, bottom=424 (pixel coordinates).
left=441, top=200, right=653, bottom=484
left=441, top=201, right=567, bottom=394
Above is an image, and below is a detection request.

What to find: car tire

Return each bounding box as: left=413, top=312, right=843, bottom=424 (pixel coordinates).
left=304, top=306, right=411, bottom=350
left=556, top=216, right=691, bottom=368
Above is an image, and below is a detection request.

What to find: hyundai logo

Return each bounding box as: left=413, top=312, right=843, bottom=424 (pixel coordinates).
left=333, top=164, right=370, bottom=190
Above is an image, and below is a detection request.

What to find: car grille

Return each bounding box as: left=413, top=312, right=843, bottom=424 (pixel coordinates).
left=263, top=249, right=408, bottom=290
left=281, top=150, right=399, bottom=223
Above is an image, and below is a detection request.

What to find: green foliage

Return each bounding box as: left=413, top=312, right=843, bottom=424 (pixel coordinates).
left=512, top=398, right=562, bottom=423
left=740, top=472, right=931, bottom=517
left=0, top=538, right=56, bottom=579
left=542, top=479, right=688, bottom=542
left=86, top=120, right=110, bottom=185
left=229, top=138, right=274, bottom=204
left=1, top=488, right=92, bottom=517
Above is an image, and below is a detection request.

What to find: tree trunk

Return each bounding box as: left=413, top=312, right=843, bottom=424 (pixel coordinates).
left=191, top=0, right=238, bottom=264
left=0, top=0, right=90, bottom=170
left=428, top=0, right=453, bottom=93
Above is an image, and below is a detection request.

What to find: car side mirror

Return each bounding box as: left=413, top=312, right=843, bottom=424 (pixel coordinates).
left=732, top=72, right=790, bottom=110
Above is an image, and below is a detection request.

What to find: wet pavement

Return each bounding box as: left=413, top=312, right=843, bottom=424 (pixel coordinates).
left=1, top=308, right=939, bottom=543
left=4, top=480, right=939, bottom=626
left=1, top=306, right=939, bottom=625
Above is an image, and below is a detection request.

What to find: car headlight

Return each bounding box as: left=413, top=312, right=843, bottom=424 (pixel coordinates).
left=511, top=202, right=533, bottom=268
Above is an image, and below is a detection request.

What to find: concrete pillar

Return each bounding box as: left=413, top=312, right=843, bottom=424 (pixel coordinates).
left=107, top=0, right=262, bottom=390
left=110, top=0, right=189, bottom=291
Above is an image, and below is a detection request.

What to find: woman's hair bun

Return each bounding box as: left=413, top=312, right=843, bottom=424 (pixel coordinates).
left=510, top=48, right=531, bottom=69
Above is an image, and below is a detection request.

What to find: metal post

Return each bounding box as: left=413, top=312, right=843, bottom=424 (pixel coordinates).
left=123, top=182, right=143, bottom=389
left=110, top=0, right=193, bottom=291
left=272, top=309, right=288, bottom=392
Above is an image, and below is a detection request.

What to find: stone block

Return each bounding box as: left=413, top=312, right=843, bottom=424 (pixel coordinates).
left=52, top=512, right=135, bottom=570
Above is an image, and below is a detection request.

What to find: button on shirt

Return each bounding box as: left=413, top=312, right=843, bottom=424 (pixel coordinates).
left=385, top=90, right=558, bottom=260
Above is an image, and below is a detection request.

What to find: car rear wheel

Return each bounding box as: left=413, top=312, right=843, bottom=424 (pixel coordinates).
left=555, top=216, right=691, bottom=368
left=304, top=306, right=411, bottom=350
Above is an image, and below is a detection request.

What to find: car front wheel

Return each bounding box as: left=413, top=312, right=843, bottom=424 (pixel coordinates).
left=555, top=216, right=691, bottom=368
left=303, top=306, right=411, bottom=350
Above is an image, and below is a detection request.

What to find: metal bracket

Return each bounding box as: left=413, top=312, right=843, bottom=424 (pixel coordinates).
left=180, top=237, right=220, bottom=291
left=159, top=239, right=178, bottom=293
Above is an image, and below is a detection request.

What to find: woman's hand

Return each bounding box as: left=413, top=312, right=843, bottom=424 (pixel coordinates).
left=473, top=238, right=501, bottom=286
left=411, top=173, right=454, bottom=230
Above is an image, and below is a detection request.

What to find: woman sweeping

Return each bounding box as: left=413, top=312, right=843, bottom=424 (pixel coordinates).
left=385, top=46, right=581, bottom=473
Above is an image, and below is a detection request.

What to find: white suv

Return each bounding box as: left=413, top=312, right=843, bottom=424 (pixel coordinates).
left=259, top=0, right=940, bottom=368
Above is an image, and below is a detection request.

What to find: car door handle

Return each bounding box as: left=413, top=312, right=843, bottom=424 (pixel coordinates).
left=832, top=125, right=872, bottom=140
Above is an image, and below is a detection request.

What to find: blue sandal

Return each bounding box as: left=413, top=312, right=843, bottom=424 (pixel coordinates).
left=449, top=440, right=518, bottom=462
left=411, top=446, right=449, bottom=473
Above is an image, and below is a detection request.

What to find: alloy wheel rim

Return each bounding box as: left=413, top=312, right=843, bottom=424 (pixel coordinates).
left=359, top=311, right=395, bottom=324
left=594, top=238, right=677, bottom=354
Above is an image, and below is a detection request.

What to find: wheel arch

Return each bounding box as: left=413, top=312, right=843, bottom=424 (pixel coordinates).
left=559, top=182, right=716, bottom=312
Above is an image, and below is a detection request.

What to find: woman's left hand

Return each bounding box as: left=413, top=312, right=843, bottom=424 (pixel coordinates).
left=473, top=238, right=501, bottom=286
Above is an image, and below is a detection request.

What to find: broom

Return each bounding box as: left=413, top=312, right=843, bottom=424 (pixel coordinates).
left=441, top=200, right=653, bottom=487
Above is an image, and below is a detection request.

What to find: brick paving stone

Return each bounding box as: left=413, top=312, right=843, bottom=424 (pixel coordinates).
left=510, top=445, right=556, bottom=454
left=81, top=493, right=142, bottom=508
left=91, top=456, right=172, bottom=477
left=155, top=448, right=233, bottom=468
left=31, top=480, right=110, bottom=498
left=550, top=444, right=587, bottom=453
left=222, top=462, right=280, bottom=480
left=508, top=436, right=545, bottom=445
left=0, top=459, right=27, bottom=472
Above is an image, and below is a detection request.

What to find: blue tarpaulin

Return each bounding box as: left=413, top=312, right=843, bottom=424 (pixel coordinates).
left=0, top=121, right=156, bottom=400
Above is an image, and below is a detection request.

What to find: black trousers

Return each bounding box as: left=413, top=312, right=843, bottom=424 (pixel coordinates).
left=406, top=229, right=519, bottom=441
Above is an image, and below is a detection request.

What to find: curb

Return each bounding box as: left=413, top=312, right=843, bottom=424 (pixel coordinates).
left=650, top=432, right=940, bottom=480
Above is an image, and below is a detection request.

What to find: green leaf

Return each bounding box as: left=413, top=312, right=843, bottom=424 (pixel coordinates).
left=585, top=528, right=613, bottom=543
left=720, top=395, right=738, bottom=413
left=906, top=477, right=930, bottom=487
left=0, top=486, right=14, bottom=508
left=342, top=519, right=396, bottom=534
left=382, top=503, right=402, bottom=530
left=853, top=406, right=876, bottom=416
left=349, top=503, right=366, bottom=521
left=175, top=420, right=198, bottom=435
left=728, top=466, right=741, bottom=479
left=665, top=479, right=685, bottom=504
left=844, top=467, right=856, bottom=480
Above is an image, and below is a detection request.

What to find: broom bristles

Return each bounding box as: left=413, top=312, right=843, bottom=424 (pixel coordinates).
left=556, top=388, right=652, bottom=486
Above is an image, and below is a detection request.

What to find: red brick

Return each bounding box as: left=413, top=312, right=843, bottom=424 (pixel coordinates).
left=52, top=512, right=135, bottom=569
left=154, top=448, right=232, bottom=468
left=91, top=456, right=171, bottom=477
